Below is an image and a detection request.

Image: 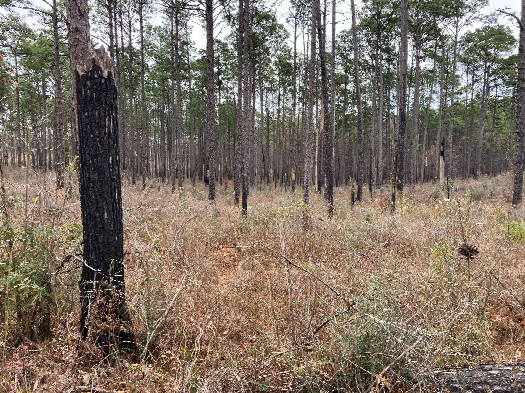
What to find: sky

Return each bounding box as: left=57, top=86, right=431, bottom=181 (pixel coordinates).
left=5, top=0, right=524, bottom=53
left=188, top=0, right=523, bottom=51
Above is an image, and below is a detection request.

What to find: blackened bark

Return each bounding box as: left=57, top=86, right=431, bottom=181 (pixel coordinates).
left=513, top=0, right=525, bottom=205
left=67, top=0, right=130, bottom=352
left=76, top=58, right=129, bottom=349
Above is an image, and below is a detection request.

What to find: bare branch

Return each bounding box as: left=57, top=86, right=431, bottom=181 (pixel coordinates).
left=497, top=8, right=524, bottom=31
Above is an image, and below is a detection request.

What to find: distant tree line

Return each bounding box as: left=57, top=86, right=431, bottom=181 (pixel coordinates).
left=0, top=0, right=522, bottom=209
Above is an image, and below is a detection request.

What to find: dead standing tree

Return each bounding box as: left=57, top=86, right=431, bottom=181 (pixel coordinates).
left=66, top=0, right=132, bottom=353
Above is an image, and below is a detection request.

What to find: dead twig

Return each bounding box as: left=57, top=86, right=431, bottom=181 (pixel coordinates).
left=303, top=303, right=355, bottom=346
left=141, top=276, right=187, bottom=361
left=252, top=242, right=354, bottom=308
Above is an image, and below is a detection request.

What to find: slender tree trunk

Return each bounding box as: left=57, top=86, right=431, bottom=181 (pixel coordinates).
left=234, top=0, right=243, bottom=205
left=350, top=0, right=364, bottom=201
left=303, top=0, right=318, bottom=226
left=127, top=9, right=136, bottom=185
left=421, top=46, right=437, bottom=182
left=241, top=0, right=252, bottom=217
left=15, top=54, right=22, bottom=167
left=447, top=18, right=459, bottom=179
left=513, top=1, right=525, bottom=205
left=410, top=44, right=421, bottom=183
left=186, top=25, right=196, bottom=188
left=139, top=1, right=147, bottom=188
left=391, top=0, right=408, bottom=213
left=41, top=76, right=48, bottom=170
left=341, top=78, right=348, bottom=185
left=435, top=37, right=446, bottom=182
left=52, top=0, right=65, bottom=188
left=377, top=49, right=384, bottom=187
left=476, top=63, right=490, bottom=175
left=206, top=0, right=216, bottom=201
left=175, top=2, right=184, bottom=189
left=291, top=13, right=298, bottom=193
left=317, top=0, right=333, bottom=216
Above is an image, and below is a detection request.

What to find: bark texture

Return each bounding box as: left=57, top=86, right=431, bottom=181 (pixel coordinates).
left=67, top=0, right=130, bottom=351
left=513, top=0, right=525, bottom=205
left=434, top=363, right=525, bottom=392
left=76, top=56, right=129, bottom=349
left=350, top=0, right=364, bottom=201
left=391, top=0, right=408, bottom=213
left=206, top=0, right=216, bottom=201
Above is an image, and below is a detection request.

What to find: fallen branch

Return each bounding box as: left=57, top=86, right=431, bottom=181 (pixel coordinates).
left=303, top=303, right=355, bottom=346
left=66, top=387, right=114, bottom=393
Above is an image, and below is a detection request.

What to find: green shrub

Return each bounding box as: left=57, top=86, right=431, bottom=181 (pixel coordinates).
left=501, top=221, right=525, bottom=243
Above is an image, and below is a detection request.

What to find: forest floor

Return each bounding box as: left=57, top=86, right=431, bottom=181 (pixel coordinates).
left=1, top=167, right=525, bottom=392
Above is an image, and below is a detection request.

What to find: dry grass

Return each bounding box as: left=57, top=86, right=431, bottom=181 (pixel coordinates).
left=1, top=168, right=525, bottom=392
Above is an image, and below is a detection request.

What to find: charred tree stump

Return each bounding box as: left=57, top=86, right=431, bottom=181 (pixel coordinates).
left=434, top=363, right=525, bottom=392
left=74, top=48, right=132, bottom=354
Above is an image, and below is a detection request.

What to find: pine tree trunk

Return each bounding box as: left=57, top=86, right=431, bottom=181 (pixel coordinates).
left=318, top=0, right=333, bottom=216
left=52, top=0, right=65, bottom=188
left=303, top=0, right=318, bottom=225
left=391, top=0, right=408, bottom=213
left=377, top=49, right=384, bottom=187
left=66, top=0, right=131, bottom=351
left=421, top=46, right=437, bottom=182
left=291, top=14, right=298, bottom=193
left=206, top=0, right=216, bottom=201
left=350, top=0, right=364, bottom=201
left=186, top=25, right=196, bottom=188
left=435, top=38, right=446, bottom=181
left=410, top=44, right=421, bottom=183
left=41, top=77, right=48, bottom=170
left=175, top=2, right=184, bottom=189
left=513, top=0, right=525, bottom=205
left=127, top=11, right=136, bottom=185
left=241, top=0, right=251, bottom=217
left=447, top=19, right=459, bottom=179
left=14, top=54, right=22, bottom=167
left=139, top=1, right=147, bottom=188
left=476, top=63, right=489, bottom=175
left=234, top=0, right=243, bottom=205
